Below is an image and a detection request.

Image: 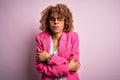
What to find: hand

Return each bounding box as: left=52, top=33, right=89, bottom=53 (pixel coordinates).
left=36, top=50, right=51, bottom=62
left=68, top=56, right=81, bottom=72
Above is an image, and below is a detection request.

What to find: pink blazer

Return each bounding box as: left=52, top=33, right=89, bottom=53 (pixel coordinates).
left=35, top=31, right=80, bottom=80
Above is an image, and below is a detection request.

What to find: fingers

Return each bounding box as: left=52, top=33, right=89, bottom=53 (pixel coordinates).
left=69, top=60, right=81, bottom=71
left=70, top=56, right=76, bottom=62
left=36, top=51, right=49, bottom=62
left=72, top=63, right=80, bottom=71
left=76, top=61, right=80, bottom=66
left=35, top=51, right=43, bottom=62
left=36, top=50, right=45, bottom=58
left=75, top=61, right=81, bottom=69
left=36, top=55, right=46, bottom=62
left=36, top=53, right=40, bottom=60
left=76, top=60, right=81, bottom=69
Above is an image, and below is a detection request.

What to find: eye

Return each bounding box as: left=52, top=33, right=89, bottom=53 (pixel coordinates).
left=49, top=17, right=54, bottom=21
left=58, top=17, right=64, bottom=21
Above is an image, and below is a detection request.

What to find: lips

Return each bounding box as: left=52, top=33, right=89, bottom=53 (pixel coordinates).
left=53, top=26, right=59, bottom=30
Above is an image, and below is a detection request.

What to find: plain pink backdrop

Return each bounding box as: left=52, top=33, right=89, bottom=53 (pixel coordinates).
left=0, top=0, right=120, bottom=80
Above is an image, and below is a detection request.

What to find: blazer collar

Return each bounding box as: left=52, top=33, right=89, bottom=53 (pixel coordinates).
left=60, top=31, right=67, bottom=41
left=43, top=31, right=67, bottom=56
left=44, top=31, right=67, bottom=41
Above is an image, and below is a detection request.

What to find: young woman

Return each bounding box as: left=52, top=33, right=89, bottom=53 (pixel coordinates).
left=35, top=4, right=80, bottom=80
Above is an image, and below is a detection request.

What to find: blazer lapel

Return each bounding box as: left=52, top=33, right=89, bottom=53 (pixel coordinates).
left=43, top=31, right=68, bottom=56
left=58, top=32, right=67, bottom=56
left=43, top=32, right=50, bottom=53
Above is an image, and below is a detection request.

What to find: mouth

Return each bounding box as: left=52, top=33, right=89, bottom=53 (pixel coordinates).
left=53, top=26, right=59, bottom=29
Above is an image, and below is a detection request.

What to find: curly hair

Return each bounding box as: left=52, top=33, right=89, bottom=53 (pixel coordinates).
left=40, top=4, right=74, bottom=32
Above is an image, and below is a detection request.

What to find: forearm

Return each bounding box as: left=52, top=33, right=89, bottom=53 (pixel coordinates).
left=35, top=62, right=69, bottom=77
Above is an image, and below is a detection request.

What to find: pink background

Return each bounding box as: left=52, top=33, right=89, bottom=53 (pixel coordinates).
left=0, top=0, right=120, bottom=80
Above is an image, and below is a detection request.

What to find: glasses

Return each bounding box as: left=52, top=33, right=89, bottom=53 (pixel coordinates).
left=49, top=17, right=64, bottom=23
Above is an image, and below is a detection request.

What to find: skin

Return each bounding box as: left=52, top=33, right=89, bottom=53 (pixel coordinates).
left=36, top=12, right=80, bottom=72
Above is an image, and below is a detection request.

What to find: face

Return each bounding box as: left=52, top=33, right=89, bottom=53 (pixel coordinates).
left=48, top=12, right=65, bottom=34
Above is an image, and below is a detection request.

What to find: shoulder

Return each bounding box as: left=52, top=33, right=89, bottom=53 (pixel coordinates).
left=68, top=31, right=78, bottom=35
left=36, top=31, right=50, bottom=40
left=61, top=31, right=79, bottom=41
left=66, top=31, right=79, bottom=38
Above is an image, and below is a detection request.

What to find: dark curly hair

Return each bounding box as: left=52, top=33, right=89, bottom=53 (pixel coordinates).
left=40, top=4, right=74, bottom=32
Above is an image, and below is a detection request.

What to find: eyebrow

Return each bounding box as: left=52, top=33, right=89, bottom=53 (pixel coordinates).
left=49, top=16, right=64, bottom=19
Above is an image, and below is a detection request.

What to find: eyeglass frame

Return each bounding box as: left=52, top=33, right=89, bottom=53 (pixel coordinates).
left=48, top=16, right=65, bottom=23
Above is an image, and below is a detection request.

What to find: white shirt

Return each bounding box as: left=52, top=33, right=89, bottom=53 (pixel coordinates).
left=50, top=36, right=66, bottom=80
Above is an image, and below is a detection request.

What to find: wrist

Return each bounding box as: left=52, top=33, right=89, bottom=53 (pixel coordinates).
left=46, top=55, right=52, bottom=62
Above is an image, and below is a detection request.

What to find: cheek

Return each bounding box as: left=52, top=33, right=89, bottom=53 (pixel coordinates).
left=49, top=22, right=52, bottom=26
left=61, top=23, right=65, bottom=29
left=49, top=23, right=53, bottom=28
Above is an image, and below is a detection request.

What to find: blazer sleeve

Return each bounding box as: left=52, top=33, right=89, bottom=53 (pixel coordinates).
left=47, top=32, right=80, bottom=74
left=35, top=35, right=69, bottom=77
left=70, top=32, right=80, bottom=62
left=64, top=32, right=80, bottom=74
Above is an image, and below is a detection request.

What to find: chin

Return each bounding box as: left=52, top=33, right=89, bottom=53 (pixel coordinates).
left=52, top=32, right=59, bottom=34
left=52, top=31, right=61, bottom=34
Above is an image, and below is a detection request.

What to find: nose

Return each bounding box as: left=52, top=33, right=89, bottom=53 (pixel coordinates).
left=54, top=19, right=58, bottom=24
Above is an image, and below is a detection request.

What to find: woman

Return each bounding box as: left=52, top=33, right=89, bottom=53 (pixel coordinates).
left=35, top=4, right=80, bottom=80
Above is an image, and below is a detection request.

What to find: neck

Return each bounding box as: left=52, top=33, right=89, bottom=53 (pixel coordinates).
left=51, top=32, right=62, bottom=40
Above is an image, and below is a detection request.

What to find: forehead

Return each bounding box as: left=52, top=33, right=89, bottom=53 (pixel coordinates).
left=50, top=12, right=64, bottom=18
